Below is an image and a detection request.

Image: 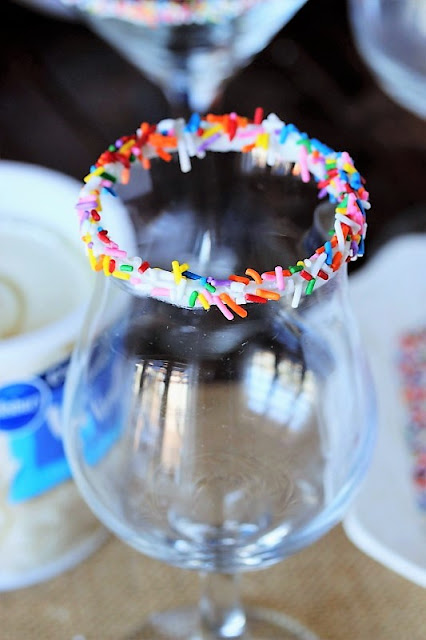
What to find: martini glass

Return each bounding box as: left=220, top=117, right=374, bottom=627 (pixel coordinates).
left=60, top=0, right=308, bottom=114
left=348, top=0, right=426, bottom=120
left=62, top=113, right=376, bottom=639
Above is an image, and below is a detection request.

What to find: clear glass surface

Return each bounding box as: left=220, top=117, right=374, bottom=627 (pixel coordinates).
left=63, top=153, right=376, bottom=639
left=348, top=0, right=426, bottom=119
left=68, top=0, right=308, bottom=113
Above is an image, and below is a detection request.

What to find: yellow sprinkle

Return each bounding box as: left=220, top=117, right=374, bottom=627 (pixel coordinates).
left=112, top=271, right=131, bottom=281
left=83, top=166, right=104, bottom=183
left=197, top=293, right=211, bottom=310
left=82, top=233, right=91, bottom=244
left=343, top=162, right=356, bottom=174
left=119, top=139, right=136, bottom=154
left=172, top=260, right=182, bottom=284
left=87, top=249, right=103, bottom=272
left=87, top=248, right=97, bottom=270
left=202, top=124, right=222, bottom=139
left=179, top=262, right=190, bottom=273
left=103, top=255, right=112, bottom=276
left=297, top=260, right=305, bottom=267
left=255, top=133, right=269, bottom=149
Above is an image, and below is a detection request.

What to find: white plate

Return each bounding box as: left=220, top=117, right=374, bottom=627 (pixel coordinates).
left=343, top=233, right=426, bottom=587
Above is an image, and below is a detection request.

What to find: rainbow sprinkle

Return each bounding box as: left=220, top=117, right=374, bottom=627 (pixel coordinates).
left=76, top=110, right=370, bottom=319
left=62, top=0, right=264, bottom=25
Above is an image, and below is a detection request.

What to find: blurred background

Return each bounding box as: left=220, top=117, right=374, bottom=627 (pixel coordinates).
left=1, top=0, right=426, bottom=262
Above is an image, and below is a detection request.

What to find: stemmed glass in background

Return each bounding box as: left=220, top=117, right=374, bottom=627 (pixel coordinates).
left=62, top=116, right=376, bottom=639
left=348, top=0, right=426, bottom=120
left=60, top=0, right=308, bottom=114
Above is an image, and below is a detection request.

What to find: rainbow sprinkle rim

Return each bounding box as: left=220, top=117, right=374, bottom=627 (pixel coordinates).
left=76, top=109, right=370, bottom=320
left=63, top=0, right=263, bottom=25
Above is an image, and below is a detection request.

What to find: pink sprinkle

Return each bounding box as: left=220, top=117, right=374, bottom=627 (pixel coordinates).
left=151, top=287, right=170, bottom=297
left=237, top=126, right=264, bottom=138
left=78, top=210, right=90, bottom=223
left=203, top=290, right=214, bottom=305
left=261, top=272, right=276, bottom=281
left=213, top=295, right=234, bottom=321
left=105, top=248, right=127, bottom=258
left=275, top=266, right=285, bottom=291
left=299, top=145, right=310, bottom=183
left=340, top=151, right=352, bottom=165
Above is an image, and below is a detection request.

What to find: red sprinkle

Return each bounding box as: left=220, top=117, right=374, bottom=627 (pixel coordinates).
left=246, top=294, right=268, bottom=304
left=138, top=261, right=150, bottom=273
left=317, top=270, right=329, bottom=280
left=254, top=107, right=264, bottom=124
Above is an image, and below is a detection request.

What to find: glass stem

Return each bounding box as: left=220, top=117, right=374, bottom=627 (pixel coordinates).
left=199, top=572, right=247, bottom=639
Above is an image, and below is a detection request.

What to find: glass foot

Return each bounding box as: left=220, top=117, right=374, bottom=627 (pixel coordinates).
left=128, top=606, right=320, bottom=640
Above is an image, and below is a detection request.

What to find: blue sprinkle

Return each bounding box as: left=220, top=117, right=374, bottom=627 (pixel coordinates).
left=311, top=138, right=333, bottom=154
left=356, top=198, right=366, bottom=217
left=279, top=123, right=299, bottom=144
left=350, top=173, right=362, bottom=189
left=102, top=186, right=117, bottom=197
left=182, top=270, right=201, bottom=280
left=358, top=237, right=365, bottom=256
left=325, top=241, right=333, bottom=265
left=185, top=113, right=201, bottom=133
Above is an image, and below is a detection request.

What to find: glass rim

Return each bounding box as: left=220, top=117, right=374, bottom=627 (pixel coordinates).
left=62, top=0, right=269, bottom=26
left=76, top=110, right=370, bottom=320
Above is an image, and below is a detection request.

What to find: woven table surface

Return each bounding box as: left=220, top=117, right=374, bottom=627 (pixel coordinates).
left=1, top=524, right=425, bottom=640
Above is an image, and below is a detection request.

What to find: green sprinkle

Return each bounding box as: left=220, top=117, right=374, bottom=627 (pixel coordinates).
left=189, top=291, right=198, bottom=307
left=108, top=145, right=116, bottom=152
left=120, top=264, right=133, bottom=272
left=328, top=229, right=334, bottom=236
left=205, top=282, right=216, bottom=293
left=289, top=265, right=303, bottom=274
left=129, top=153, right=135, bottom=162
left=101, top=171, right=117, bottom=183
left=306, top=278, right=316, bottom=295
left=296, top=138, right=311, bottom=152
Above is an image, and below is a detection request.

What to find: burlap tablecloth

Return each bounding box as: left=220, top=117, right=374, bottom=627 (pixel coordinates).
left=0, top=524, right=424, bottom=640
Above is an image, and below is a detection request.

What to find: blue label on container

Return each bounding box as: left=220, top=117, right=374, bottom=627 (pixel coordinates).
left=0, top=358, right=71, bottom=502
left=0, top=347, right=121, bottom=504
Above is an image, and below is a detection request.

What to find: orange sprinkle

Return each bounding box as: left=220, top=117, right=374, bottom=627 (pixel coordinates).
left=229, top=274, right=250, bottom=285
left=141, top=156, right=151, bottom=170
left=148, top=134, right=177, bottom=148
left=242, top=143, right=256, bottom=153
left=219, top=294, right=248, bottom=318
left=155, top=147, right=173, bottom=162
left=206, top=113, right=248, bottom=127
left=332, top=251, right=342, bottom=270
left=121, top=167, right=130, bottom=184
left=245, top=268, right=262, bottom=283
left=255, top=289, right=281, bottom=301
